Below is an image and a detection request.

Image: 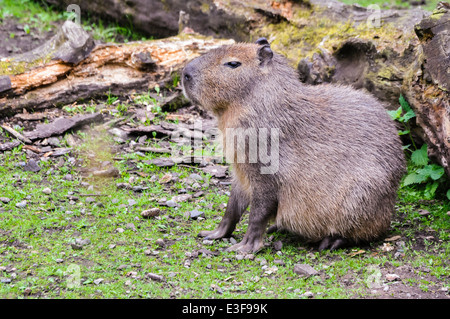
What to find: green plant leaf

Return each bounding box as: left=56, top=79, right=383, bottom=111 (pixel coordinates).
left=429, top=164, right=445, bottom=180
left=403, top=172, right=428, bottom=186
left=387, top=106, right=402, bottom=121
left=398, top=130, right=410, bottom=136
left=424, top=181, right=439, bottom=199
left=447, top=189, right=450, bottom=200
left=399, top=109, right=416, bottom=123
left=411, top=144, right=428, bottom=166
left=399, top=94, right=412, bottom=113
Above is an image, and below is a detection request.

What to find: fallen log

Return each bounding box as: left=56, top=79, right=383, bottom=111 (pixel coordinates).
left=404, top=5, right=450, bottom=176
left=0, top=20, right=234, bottom=116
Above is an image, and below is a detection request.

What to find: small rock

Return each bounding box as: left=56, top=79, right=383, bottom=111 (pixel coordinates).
left=128, top=199, right=137, bottom=206
left=274, top=259, right=285, bottom=266
left=109, top=244, right=116, bottom=249
left=116, top=228, right=125, bottom=233
left=85, top=197, right=96, bottom=204
left=141, top=208, right=160, bottom=218
left=1, top=278, right=12, bottom=284
left=55, top=258, right=64, bottom=263
left=189, top=209, right=205, bottom=220
left=418, top=209, right=431, bottom=216
left=293, top=264, right=318, bottom=277
left=273, top=240, right=283, bottom=251
left=47, top=137, right=60, bottom=147
left=23, top=159, right=41, bottom=172
left=23, top=287, right=32, bottom=296
left=229, top=237, right=237, bottom=245
left=126, top=223, right=136, bottom=231
left=15, top=200, right=27, bottom=208
left=64, top=174, right=73, bottom=181
left=301, top=291, right=314, bottom=298
left=0, top=197, right=11, bottom=203
left=165, top=200, right=177, bottom=207
left=155, top=238, right=165, bottom=247
left=210, top=284, right=223, bottom=294
left=146, top=273, right=164, bottom=282
left=172, top=194, right=192, bottom=203
left=42, top=187, right=52, bottom=195
left=189, top=173, right=203, bottom=181
left=159, top=173, right=172, bottom=184
left=203, top=239, right=214, bottom=245
left=76, top=238, right=91, bottom=246
left=71, top=243, right=83, bottom=250
left=385, top=274, right=400, bottom=281
left=446, top=211, right=450, bottom=217
left=93, top=278, right=104, bottom=285
left=235, top=254, right=245, bottom=261
left=193, top=191, right=204, bottom=198
left=244, top=254, right=255, bottom=260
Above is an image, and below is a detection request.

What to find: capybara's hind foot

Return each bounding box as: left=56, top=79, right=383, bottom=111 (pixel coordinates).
left=318, top=236, right=348, bottom=251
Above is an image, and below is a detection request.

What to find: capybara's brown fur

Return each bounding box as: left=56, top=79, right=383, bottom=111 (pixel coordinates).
left=182, top=38, right=406, bottom=253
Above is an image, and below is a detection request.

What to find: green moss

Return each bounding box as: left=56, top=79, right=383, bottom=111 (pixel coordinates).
left=430, top=9, right=445, bottom=20
left=255, top=5, right=414, bottom=66
left=0, top=55, right=53, bottom=76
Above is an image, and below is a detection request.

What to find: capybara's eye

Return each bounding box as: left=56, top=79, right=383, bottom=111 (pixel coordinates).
left=224, top=61, right=241, bottom=69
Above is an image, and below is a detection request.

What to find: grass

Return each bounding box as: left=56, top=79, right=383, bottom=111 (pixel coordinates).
left=0, top=0, right=150, bottom=43
left=0, top=105, right=449, bottom=299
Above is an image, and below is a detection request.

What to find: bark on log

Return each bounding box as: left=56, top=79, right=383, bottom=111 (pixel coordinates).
left=0, top=21, right=234, bottom=116
left=404, top=5, right=450, bottom=176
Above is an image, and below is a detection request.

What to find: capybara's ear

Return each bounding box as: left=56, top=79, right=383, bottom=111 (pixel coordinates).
left=255, top=37, right=270, bottom=46
left=257, top=44, right=273, bottom=66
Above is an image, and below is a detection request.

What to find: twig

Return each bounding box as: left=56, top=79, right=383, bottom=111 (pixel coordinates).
left=1, top=124, right=32, bottom=144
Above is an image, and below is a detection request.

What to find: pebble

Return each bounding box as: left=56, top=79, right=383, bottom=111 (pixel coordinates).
left=386, top=274, right=400, bottom=281
left=128, top=199, right=137, bottom=206
left=42, top=187, right=52, bottom=194
left=76, top=238, right=91, bottom=246
left=64, top=174, right=73, bottom=181
left=94, top=278, right=104, bottom=285
left=0, top=197, right=11, bottom=203
left=23, top=159, right=41, bottom=172
left=116, top=228, right=125, bottom=233
left=141, top=208, right=160, bottom=218
left=146, top=273, right=164, bottom=282
left=85, top=197, right=96, bottom=204
left=126, top=223, right=136, bottom=231
left=155, top=238, right=165, bottom=247
left=165, top=200, right=176, bottom=207
left=293, top=264, right=318, bottom=277
left=273, top=240, right=283, bottom=251
left=203, top=239, right=214, bottom=246
left=55, top=258, right=64, bottom=263
left=189, top=209, right=205, bottom=220
left=301, top=291, right=314, bottom=298
left=15, top=200, right=27, bottom=208
left=189, top=173, right=203, bottom=181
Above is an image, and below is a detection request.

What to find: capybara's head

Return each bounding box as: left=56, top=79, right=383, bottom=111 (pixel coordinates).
left=182, top=38, right=274, bottom=114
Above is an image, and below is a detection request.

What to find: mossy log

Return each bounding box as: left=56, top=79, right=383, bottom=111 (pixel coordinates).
left=0, top=21, right=234, bottom=116
left=405, top=6, right=450, bottom=176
